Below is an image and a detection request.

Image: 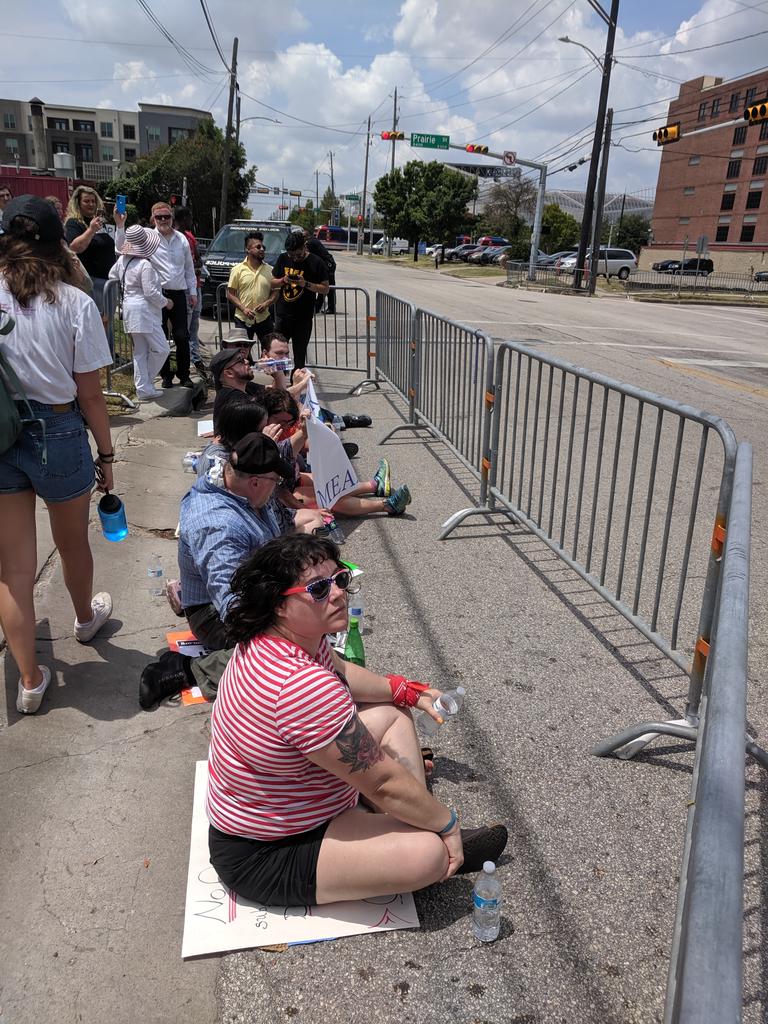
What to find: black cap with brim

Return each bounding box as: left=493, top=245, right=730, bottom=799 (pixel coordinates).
left=2, top=194, right=64, bottom=243
left=209, top=348, right=244, bottom=389
left=229, top=432, right=293, bottom=479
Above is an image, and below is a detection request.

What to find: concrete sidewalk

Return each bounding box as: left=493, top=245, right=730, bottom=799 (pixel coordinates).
left=0, top=341, right=755, bottom=1022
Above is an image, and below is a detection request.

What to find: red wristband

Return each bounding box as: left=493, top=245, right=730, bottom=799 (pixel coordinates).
left=388, top=674, right=429, bottom=707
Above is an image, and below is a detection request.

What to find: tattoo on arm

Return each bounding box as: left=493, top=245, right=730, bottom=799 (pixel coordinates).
left=335, top=715, right=384, bottom=773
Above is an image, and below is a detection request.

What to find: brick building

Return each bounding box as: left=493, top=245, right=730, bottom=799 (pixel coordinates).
left=647, top=70, right=768, bottom=274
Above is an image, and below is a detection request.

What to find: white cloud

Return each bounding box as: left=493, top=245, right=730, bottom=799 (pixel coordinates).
left=114, top=61, right=157, bottom=93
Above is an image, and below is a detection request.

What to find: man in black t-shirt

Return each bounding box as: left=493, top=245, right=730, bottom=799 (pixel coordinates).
left=271, top=230, right=329, bottom=370
left=304, top=229, right=336, bottom=314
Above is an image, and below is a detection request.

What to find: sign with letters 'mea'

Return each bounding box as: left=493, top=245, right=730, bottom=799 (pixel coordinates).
left=300, top=377, right=358, bottom=509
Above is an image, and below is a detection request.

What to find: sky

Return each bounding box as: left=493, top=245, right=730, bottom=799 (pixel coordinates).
left=2, top=0, right=768, bottom=219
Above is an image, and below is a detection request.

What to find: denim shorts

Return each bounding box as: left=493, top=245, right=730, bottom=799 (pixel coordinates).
left=0, top=401, right=95, bottom=503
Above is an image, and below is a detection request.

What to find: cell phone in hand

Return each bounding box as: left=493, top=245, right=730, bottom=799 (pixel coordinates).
left=115, top=194, right=127, bottom=215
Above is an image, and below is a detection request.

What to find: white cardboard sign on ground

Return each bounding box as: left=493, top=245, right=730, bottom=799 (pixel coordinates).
left=182, top=761, right=419, bottom=958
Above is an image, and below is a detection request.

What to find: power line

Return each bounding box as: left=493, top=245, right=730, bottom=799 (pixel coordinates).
left=615, top=1, right=768, bottom=55
left=198, top=0, right=231, bottom=72
left=134, top=0, right=217, bottom=80
left=622, top=26, right=768, bottom=59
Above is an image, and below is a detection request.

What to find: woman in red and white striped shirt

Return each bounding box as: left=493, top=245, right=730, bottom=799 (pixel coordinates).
left=207, top=533, right=507, bottom=907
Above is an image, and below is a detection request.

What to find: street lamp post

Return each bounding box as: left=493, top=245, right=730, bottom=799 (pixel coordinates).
left=559, top=0, right=620, bottom=291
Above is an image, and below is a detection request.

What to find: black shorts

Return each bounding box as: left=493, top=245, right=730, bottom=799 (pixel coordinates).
left=208, top=820, right=330, bottom=906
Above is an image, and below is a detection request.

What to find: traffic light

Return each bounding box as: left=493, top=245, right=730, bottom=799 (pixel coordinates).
left=744, top=100, right=768, bottom=124
left=380, top=131, right=405, bottom=140
left=652, top=123, right=681, bottom=145
left=255, top=187, right=270, bottom=194
left=465, top=144, right=489, bottom=154
left=357, top=215, right=364, bottom=223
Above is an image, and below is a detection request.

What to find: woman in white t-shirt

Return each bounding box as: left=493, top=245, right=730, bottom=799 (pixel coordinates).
left=206, top=532, right=507, bottom=907
left=109, top=225, right=171, bottom=400
left=0, top=196, right=116, bottom=715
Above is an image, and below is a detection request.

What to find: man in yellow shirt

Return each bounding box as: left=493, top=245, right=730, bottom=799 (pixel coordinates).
left=226, top=232, right=276, bottom=343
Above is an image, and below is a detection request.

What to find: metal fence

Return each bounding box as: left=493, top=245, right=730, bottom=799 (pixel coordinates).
left=101, top=279, right=136, bottom=409
left=664, top=442, right=755, bottom=1024
left=214, top=284, right=378, bottom=395
left=506, top=260, right=588, bottom=291
left=625, top=270, right=768, bottom=297
left=372, top=286, right=763, bottom=1020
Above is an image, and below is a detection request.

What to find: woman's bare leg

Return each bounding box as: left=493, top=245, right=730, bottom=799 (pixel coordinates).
left=46, top=492, right=94, bottom=624
left=314, top=702, right=441, bottom=903
left=0, top=490, right=43, bottom=688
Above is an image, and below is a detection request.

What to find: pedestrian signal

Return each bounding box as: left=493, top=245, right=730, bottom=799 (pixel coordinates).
left=652, top=123, right=681, bottom=146
left=744, top=100, right=768, bottom=125
left=169, top=193, right=181, bottom=205
left=380, top=131, right=405, bottom=140
left=465, top=144, right=489, bottom=154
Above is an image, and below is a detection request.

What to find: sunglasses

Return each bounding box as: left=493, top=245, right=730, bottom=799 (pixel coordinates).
left=154, top=214, right=172, bottom=221
left=282, top=568, right=360, bottom=603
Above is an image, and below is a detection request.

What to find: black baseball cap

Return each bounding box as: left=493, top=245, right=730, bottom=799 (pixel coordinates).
left=210, top=348, right=246, bottom=389
left=229, top=433, right=293, bottom=479
left=2, top=195, right=64, bottom=242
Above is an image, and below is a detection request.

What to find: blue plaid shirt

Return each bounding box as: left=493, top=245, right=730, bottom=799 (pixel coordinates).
left=178, top=473, right=283, bottom=617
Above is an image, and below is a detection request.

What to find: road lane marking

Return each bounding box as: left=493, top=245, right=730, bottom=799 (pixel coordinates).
left=662, top=358, right=768, bottom=368
left=658, top=358, right=768, bottom=399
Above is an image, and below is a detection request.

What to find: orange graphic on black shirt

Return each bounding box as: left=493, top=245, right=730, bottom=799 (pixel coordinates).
left=282, top=266, right=305, bottom=302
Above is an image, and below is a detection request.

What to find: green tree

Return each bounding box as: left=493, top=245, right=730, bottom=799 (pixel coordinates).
left=107, top=120, right=256, bottom=237
left=289, top=199, right=317, bottom=232
left=318, top=185, right=340, bottom=225
left=540, top=203, right=580, bottom=253
left=373, top=160, right=477, bottom=261
left=477, top=170, right=537, bottom=240
left=615, top=213, right=651, bottom=254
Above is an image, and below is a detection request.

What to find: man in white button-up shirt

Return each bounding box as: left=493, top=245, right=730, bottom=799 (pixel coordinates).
left=150, top=201, right=197, bottom=388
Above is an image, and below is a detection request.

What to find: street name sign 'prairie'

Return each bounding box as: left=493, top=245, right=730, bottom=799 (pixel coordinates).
left=410, top=132, right=450, bottom=149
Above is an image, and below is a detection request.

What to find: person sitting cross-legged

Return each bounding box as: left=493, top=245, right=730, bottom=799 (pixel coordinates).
left=206, top=532, right=508, bottom=906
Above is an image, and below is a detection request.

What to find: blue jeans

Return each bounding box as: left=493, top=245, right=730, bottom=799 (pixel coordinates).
left=187, top=286, right=202, bottom=363
left=0, top=402, right=94, bottom=503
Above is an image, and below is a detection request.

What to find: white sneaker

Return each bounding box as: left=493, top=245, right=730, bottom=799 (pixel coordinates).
left=17, top=665, right=52, bottom=714
left=74, top=592, right=113, bottom=643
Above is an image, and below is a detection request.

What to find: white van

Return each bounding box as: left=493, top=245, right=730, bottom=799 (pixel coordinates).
left=372, top=237, right=410, bottom=255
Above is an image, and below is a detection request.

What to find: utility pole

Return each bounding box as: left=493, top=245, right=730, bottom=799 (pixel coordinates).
left=329, top=151, right=335, bottom=224
left=315, top=169, right=319, bottom=224
left=588, top=107, right=613, bottom=296
left=357, top=115, right=371, bottom=256
left=573, top=0, right=619, bottom=291
left=220, top=36, right=239, bottom=228
left=386, top=87, right=398, bottom=257
left=235, top=91, right=241, bottom=148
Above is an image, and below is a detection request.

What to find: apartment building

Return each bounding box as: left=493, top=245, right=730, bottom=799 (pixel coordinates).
left=649, top=70, right=768, bottom=273
left=0, top=97, right=210, bottom=179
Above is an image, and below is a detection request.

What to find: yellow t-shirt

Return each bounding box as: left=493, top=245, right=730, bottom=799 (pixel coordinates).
left=227, top=260, right=274, bottom=325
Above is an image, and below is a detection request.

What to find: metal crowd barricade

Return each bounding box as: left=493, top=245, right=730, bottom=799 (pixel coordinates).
left=664, top=442, right=753, bottom=1024
left=215, top=282, right=232, bottom=346
left=375, top=290, right=417, bottom=410
left=441, top=341, right=748, bottom=758
left=308, top=287, right=378, bottom=395
left=379, top=307, right=494, bottom=499
left=101, top=279, right=136, bottom=410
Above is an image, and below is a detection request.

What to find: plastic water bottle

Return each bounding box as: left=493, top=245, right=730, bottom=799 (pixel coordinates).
left=147, top=554, right=165, bottom=598
left=473, top=862, right=502, bottom=942
left=328, top=517, right=345, bottom=545
left=98, top=492, right=128, bottom=542
left=419, top=686, right=466, bottom=739
left=181, top=451, right=198, bottom=473
left=343, top=616, right=365, bottom=666
left=331, top=412, right=345, bottom=431
left=348, top=591, right=363, bottom=631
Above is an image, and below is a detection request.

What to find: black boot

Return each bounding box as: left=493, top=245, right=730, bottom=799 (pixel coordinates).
left=139, top=651, right=195, bottom=709
left=455, top=823, right=508, bottom=874
left=342, top=414, right=372, bottom=428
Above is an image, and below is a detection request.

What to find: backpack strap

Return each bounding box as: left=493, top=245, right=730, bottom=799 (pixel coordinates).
left=0, top=341, right=49, bottom=465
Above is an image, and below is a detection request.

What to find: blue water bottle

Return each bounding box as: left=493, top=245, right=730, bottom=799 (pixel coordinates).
left=98, top=491, right=128, bottom=542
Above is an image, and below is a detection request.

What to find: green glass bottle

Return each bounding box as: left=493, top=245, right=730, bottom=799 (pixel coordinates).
left=343, top=616, right=365, bottom=667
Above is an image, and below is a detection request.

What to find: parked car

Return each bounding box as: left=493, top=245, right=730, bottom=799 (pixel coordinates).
left=460, top=246, right=485, bottom=262
left=558, top=247, right=637, bottom=280
left=201, top=220, right=292, bottom=312
left=477, top=235, right=509, bottom=246
left=651, top=259, right=681, bottom=273
left=447, top=244, right=479, bottom=261
left=537, top=249, right=578, bottom=267
left=653, top=258, right=714, bottom=276
left=468, top=246, right=496, bottom=264
left=491, top=246, right=515, bottom=264
left=478, top=246, right=507, bottom=264
left=754, top=270, right=768, bottom=283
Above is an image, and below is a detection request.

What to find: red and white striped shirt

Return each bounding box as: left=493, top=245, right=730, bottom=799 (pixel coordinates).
left=206, top=634, right=358, bottom=839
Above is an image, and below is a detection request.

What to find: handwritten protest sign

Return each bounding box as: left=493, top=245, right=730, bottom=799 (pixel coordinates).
left=182, top=762, right=419, bottom=958
left=295, top=374, right=358, bottom=509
